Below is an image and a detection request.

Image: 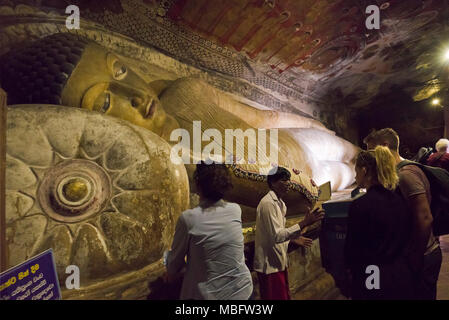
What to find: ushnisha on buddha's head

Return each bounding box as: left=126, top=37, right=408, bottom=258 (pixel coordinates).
left=0, top=33, right=168, bottom=136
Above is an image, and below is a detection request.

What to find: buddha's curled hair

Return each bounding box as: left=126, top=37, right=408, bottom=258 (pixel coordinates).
left=0, top=33, right=89, bottom=105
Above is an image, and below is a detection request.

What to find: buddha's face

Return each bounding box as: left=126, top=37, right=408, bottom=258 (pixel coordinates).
left=61, top=43, right=166, bottom=135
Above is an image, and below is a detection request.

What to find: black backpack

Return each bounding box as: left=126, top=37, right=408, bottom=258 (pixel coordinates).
left=397, top=160, right=449, bottom=236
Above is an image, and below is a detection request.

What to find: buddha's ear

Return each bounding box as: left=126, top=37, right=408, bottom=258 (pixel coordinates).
left=106, top=53, right=128, bottom=80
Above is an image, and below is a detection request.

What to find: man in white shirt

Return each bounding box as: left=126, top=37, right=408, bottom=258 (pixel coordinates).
left=254, top=166, right=325, bottom=300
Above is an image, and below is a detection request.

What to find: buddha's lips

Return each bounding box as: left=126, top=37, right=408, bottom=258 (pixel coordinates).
left=145, top=99, right=156, bottom=118
left=101, top=92, right=110, bottom=113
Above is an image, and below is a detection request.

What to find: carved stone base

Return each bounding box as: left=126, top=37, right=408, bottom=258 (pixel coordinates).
left=62, top=260, right=166, bottom=300
left=61, top=256, right=339, bottom=300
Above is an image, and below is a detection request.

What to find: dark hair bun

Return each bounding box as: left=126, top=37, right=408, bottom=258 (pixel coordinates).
left=194, top=162, right=233, bottom=201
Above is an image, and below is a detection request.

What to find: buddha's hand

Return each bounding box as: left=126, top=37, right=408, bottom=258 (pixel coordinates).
left=299, top=207, right=325, bottom=229
left=292, top=236, right=313, bottom=248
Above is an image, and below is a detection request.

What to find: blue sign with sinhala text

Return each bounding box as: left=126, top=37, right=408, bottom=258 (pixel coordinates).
left=0, top=249, right=61, bottom=300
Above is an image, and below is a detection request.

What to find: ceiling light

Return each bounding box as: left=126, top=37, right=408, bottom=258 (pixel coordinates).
left=432, top=98, right=441, bottom=106
left=445, top=49, right=449, bottom=61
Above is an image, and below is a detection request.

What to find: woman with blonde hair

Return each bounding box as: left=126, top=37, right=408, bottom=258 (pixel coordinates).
left=344, top=146, right=414, bottom=299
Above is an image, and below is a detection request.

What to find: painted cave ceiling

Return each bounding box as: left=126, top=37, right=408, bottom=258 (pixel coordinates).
left=163, top=0, right=449, bottom=106
left=1, top=0, right=449, bottom=119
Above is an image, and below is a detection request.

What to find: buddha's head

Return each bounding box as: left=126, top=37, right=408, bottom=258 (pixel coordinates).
left=0, top=33, right=167, bottom=135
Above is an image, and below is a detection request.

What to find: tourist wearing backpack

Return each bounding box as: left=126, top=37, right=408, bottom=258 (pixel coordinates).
left=427, top=138, right=449, bottom=172
left=411, top=146, right=434, bottom=165
left=364, top=128, right=443, bottom=300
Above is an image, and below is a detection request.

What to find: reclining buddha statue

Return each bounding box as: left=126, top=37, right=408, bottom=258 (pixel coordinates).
left=1, top=32, right=358, bottom=298
left=1, top=32, right=358, bottom=202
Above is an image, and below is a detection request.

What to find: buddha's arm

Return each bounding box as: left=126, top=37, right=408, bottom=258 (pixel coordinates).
left=217, top=92, right=334, bottom=133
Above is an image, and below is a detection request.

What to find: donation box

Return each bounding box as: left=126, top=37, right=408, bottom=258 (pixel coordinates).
left=320, top=192, right=364, bottom=297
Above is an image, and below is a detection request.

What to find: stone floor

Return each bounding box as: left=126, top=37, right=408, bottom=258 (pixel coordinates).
left=437, top=235, right=449, bottom=300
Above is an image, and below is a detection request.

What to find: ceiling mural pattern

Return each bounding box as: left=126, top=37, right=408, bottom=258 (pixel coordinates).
left=166, top=0, right=364, bottom=74
left=0, top=0, right=448, bottom=120
left=76, top=0, right=330, bottom=110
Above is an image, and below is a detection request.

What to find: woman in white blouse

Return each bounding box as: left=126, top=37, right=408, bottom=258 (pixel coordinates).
left=165, top=162, right=253, bottom=300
